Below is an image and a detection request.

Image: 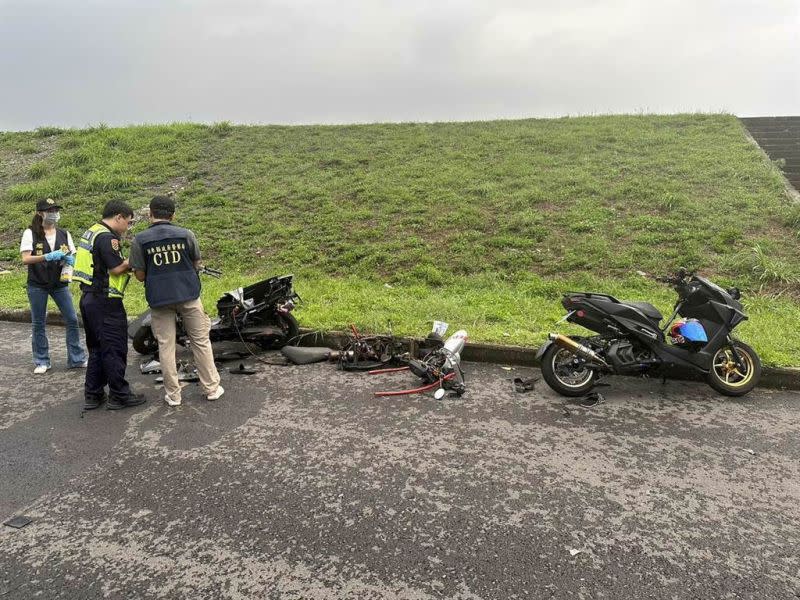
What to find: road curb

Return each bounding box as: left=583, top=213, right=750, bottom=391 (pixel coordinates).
left=2, top=309, right=798, bottom=391
left=292, top=327, right=800, bottom=392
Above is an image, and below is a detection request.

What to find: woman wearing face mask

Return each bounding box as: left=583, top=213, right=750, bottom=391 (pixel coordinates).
left=19, top=198, right=87, bottom=374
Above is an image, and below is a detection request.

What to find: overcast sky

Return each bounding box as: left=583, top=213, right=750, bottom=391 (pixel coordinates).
left=0, top=0, right=798, bottom=131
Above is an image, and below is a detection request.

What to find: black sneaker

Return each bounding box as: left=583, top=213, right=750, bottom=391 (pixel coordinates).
left=83, top=394, right=107, bottom=410
left=107, top=393, right=147, bottom=410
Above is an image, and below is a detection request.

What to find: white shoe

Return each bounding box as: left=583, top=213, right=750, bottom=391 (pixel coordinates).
left=207, top=385, right=224, bottom=401
left=164, top=394, right=181, bottom=407
left=33, top=365, right=50, bottom=374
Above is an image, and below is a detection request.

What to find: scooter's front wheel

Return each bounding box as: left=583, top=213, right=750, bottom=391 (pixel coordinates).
left=706, top=341, right=761, bottom=397
left=540, top=344, right=597, bottom=397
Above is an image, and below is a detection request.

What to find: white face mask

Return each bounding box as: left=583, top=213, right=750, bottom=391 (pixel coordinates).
left=43, top=211, right=61, bottom=224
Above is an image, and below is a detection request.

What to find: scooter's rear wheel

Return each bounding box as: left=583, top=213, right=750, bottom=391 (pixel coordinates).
left=132, top=325, right=159, bottom=355
left=540, top=344, right=597, bottom=397
left=706, top=341, right=761, bottom=397
left=255, top=313, right=300, bottom=350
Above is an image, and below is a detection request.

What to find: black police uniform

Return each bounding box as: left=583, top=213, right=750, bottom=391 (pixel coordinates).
left=79, top=223, right=133, bottom=408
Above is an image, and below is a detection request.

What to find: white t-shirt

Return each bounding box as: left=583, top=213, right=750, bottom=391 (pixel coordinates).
left=20, top=229, right=76, bottom=254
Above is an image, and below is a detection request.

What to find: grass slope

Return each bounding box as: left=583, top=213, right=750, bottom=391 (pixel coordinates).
left=1, top=115, right=799, bottom=366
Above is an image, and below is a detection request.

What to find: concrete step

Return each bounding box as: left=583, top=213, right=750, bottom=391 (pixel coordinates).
left=739, top=116, right=800, bottom=192
left=740, top=116, right=800, bottom=126
left=746, top=133, right=800, bottom=140
left=743, top=128, right=800, bottom=135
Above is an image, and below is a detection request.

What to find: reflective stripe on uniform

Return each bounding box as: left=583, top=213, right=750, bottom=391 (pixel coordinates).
left=74, top=223, right=128, bottom=299
left=108, top=273, right=130, bottom=298
left=73, top=269, right=93, bottom=285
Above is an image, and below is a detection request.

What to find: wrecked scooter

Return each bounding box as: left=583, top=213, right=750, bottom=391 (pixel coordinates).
left=373, top=326, right=468, bottom=398
left=129, top=268, right=300, bottom=356
left=537, top=268, right=761, bottom=397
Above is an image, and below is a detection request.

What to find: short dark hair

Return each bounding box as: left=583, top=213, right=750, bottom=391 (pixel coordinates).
left=102, top=199, right=134, bottom=219
left=149, top=195, right=175, bottom=219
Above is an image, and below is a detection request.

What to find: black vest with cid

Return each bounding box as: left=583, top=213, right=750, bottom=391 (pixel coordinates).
left=136, top=222, right=201, bottom=307
left=27, top=228, right=68, bottom=289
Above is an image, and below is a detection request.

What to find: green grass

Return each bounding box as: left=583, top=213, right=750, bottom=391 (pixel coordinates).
left=1, top=114, right=799, bottom=366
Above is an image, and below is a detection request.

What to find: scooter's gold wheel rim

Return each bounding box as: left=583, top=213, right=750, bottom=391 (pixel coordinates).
left=551, top=348, right=594, bottom=388
left=712, top=347, right=755, bottom=388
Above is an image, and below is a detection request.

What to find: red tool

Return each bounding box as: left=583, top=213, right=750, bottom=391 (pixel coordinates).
left=373, top=372, right=456, bottom=397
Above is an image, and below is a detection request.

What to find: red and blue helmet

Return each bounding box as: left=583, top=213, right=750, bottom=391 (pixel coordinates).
left=670, top=319, right=708, bottom=344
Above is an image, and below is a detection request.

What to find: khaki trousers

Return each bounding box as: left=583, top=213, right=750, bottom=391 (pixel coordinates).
left=150, top=298, right=220, bottom=401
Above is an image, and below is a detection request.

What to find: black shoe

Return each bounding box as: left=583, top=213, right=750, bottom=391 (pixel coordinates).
left=107, top=393, right=147, bottom=410
left=83, top=394, right=107, bottom=410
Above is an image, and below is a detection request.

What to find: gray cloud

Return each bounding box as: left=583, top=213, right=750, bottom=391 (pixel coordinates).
left=0, top=0, right=797, bottom=130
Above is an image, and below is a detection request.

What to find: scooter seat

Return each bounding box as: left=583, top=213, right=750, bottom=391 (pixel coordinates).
left=622, top=301, right=663, bottom=322
left=281, top=346, right=332, bottom=365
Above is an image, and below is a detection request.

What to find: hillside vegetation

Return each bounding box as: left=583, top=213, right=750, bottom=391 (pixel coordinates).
left=1, top=114, right=799, bottom=366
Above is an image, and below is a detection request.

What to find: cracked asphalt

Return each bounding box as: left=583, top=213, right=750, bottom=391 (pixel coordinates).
left=0, top=320, right=799, bottom=599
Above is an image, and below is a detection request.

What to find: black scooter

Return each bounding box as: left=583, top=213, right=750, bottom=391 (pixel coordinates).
left=129, top=268, right=300, bottom=356
left=537, top=269, right=761, bottom=397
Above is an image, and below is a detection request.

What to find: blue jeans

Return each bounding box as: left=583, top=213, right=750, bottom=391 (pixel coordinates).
left=27, top=284, right=87, bottom=368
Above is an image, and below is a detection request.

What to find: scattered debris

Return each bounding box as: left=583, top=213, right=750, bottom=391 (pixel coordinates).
left=559, top=390, right=605, bottom=418
left=373, top=327, right=467, bottom=398
left=338, top=324, right=403, bottom=372
left=139, top=358, right=161, bottom=375
left=500, top=366, right=513, bottom=371
left=432, top=321, right=449, bottom=337
left=512, top=377, right=539, bottom=393
left=229, top=363, right=257, bottom=375
left=4, top=516, right=32, bottom=529
left=745, top=448, right=756, bottom=456
left=155, top=364, right=199, bottom=384
left=569, top=548, right=584, bottom=557
left=579, top=392, right=605, bottom=407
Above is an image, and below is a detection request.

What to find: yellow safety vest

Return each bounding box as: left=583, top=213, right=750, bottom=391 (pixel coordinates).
left=73, top=223, right=130, bottom=299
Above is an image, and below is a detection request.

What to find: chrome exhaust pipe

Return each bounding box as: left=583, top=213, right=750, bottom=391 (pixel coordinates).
left=548, top=333, right=609, bottom=367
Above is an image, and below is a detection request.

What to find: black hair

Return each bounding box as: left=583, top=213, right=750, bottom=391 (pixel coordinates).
left=29, top=212, right=45, bottom=239
left=102, top=199, right=134, bottom=219
left=149, top=195, right=175, bottom=220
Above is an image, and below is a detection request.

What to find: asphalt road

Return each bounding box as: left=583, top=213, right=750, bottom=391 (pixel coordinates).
left=0, top=320, right=798, bottom=599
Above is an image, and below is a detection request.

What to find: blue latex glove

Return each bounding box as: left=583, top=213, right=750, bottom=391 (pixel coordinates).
left=44, top=250, right=66, bottom=262
left=64, top=254, right=76, bottom=266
